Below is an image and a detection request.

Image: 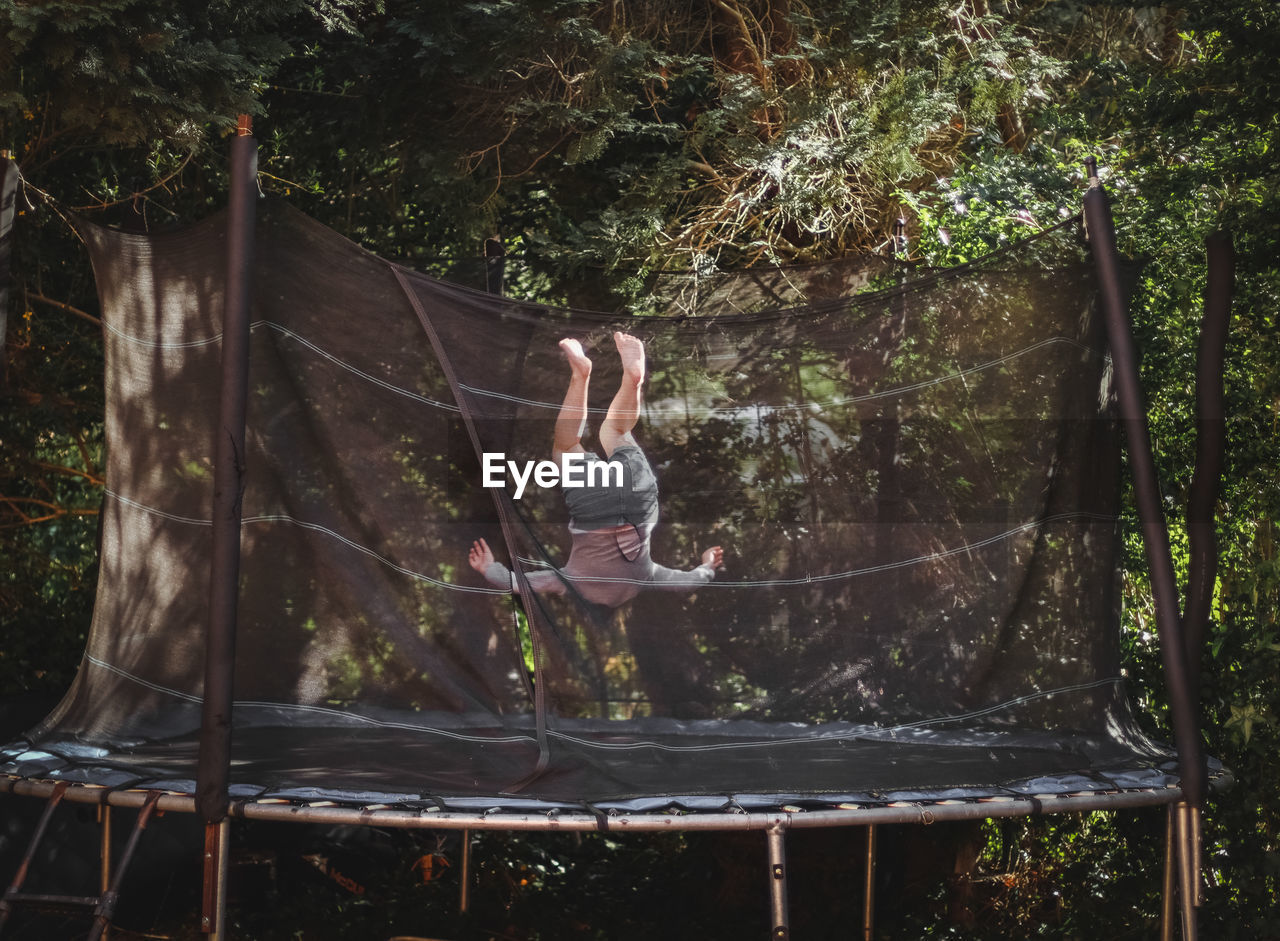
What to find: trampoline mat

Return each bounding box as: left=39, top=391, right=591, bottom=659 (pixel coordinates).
left=1, top=712, right=1188, bottom=813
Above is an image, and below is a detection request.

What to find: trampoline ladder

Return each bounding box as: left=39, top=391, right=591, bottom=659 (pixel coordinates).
left=0, top=784, right=164, bottom=940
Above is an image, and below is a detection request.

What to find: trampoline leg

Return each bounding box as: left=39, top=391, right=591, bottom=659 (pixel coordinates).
left=862, top=824, right=877, bottom=940
left=99, top=805, right=112, bottom=941
left=87, top=790, right=163, bottom=941
left=1190, top=804, right=1204, bottom=907
left=1175, top=802, right=1200, bottom=941
left=201, top=819, right=231, bottom=939
left=1161, top=805, right=1176, bottom=941
left=459, top=829, right=472, bottom=915
left=0, top=780, right=70, bottom=933
left=766, top=822, right=789, bottom=940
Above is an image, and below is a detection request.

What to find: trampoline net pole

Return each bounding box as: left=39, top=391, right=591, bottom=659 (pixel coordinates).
left=196, top=119, right=258, bottom=824
left=1082, top=159, right=1206, bottom=792
left=1084, top=160, right=1206, bottom=939
left=1184, top=231, right=1234, bottom=693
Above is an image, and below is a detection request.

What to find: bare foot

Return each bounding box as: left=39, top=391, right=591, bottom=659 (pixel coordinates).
left=613, top=331, right=645, bottom=384
left=559, top=338, right=592, bottom=377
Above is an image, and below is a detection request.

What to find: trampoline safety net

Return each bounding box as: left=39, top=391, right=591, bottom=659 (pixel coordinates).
left=2, top=202, right=1179, bottom=812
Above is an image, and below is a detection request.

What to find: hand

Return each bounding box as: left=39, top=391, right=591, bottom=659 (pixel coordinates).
left=469, top=538, right=496, bottom=575
left=701, top=545, right=724, bottom=570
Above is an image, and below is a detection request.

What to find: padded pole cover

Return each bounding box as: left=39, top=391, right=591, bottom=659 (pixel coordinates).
left=196, top=130, right=258, bottom=823
left=1082, top=170, right=1206, bottom=808
left=1184, top=232, right=1233, bottom=693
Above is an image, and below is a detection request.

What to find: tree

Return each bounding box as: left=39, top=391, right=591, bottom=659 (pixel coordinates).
left=238, top=1, right=1063, bottom=268
left=0, top=0, right=368, bottom=693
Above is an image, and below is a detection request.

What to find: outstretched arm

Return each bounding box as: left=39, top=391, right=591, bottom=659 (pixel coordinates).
left=646, top=545, right=724, bottom=591
left=469, top=537, right=514, bottom=592
left=468, top=537, right=497, bottom=576
left=469, top=538, right=566, bottom=596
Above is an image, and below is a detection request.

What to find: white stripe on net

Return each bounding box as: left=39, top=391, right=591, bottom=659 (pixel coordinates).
left=82, top=657, right=536, bottom=745
left=78, top=655, right=1120, bottom=754
left=458, top=336, right=1098, bottom=417
left=84, top=655, right=204, bottom=703
left=513, top=511, right=1116, bottom=589
left=106, top=320, right=459, bottom=411
left=546, top=677, right=1125, bottom=754
left=105, top=491, right=506, bottom=595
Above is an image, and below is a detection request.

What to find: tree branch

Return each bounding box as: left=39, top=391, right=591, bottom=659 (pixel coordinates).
left=0, top=496, right=100, bottom=528
left=69, top=150, right=198, bottom=213
left=31, top=461, right=105, bottom=487
left=26, top=293, right=101, bottom=328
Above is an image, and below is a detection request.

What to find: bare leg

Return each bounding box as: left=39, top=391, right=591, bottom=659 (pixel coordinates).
left=599, top=331, right=645, bottom=457
left=553, top=338, right=592, bottom=462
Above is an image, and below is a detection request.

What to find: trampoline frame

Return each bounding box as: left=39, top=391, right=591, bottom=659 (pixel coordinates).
left=0, top=770, right=1224, bottom=940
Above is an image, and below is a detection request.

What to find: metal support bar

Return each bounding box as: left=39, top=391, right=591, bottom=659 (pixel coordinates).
left=99, top=805, right=112, bottom=941
left=459, top=829, right=472, bottom=914
left=86, top=791, right=163, bottom=941
left=0, top=780, right=70, bottom=932
left=766, top=823, right=789, bottom=940
left=1191, top=804, right=1204, bottom=908
left=1175, top=802, right=1200, bottom=940
left=1161, top=805, right=1176, bottom=941
left=201, top=820, right=231, bottom=938
left=1, top=772, right=1210, bottom=830
left=0, top=786, right=160, bottom=941
left=862, top=824, right=877, bottom=940
left=2, top=892, right=101, bottom=908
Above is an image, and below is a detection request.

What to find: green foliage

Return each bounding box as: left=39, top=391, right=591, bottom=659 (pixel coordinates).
left=0, top=0, right=366, bottom=154
left=891, top=1, right=1280, bottom=934
left=238, top=0, right=1066, bottom=272
left=0, top=0, right=372, bottom=695
left=2, top=0, right=1279, bottom=935
left=1, top=203, right=103, bottom=696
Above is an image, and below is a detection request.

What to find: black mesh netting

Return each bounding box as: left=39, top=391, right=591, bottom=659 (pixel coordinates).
left=1, top=202, right=1179, bottom=809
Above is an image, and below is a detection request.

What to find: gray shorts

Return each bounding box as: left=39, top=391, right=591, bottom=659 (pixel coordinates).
left=563, top=444, right=659, bottom=533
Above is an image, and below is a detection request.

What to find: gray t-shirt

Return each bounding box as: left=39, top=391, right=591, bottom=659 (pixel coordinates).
left=483, top=524, right=715, bottom=608
left=483, top=442, right=713, bottom=606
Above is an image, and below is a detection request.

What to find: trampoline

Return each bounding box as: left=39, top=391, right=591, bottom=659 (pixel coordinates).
left=0, top=131, right=1229, bottom=939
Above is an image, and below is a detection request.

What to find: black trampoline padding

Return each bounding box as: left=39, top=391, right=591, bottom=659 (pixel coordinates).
left=3, top=712, right=1186, bottom=812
